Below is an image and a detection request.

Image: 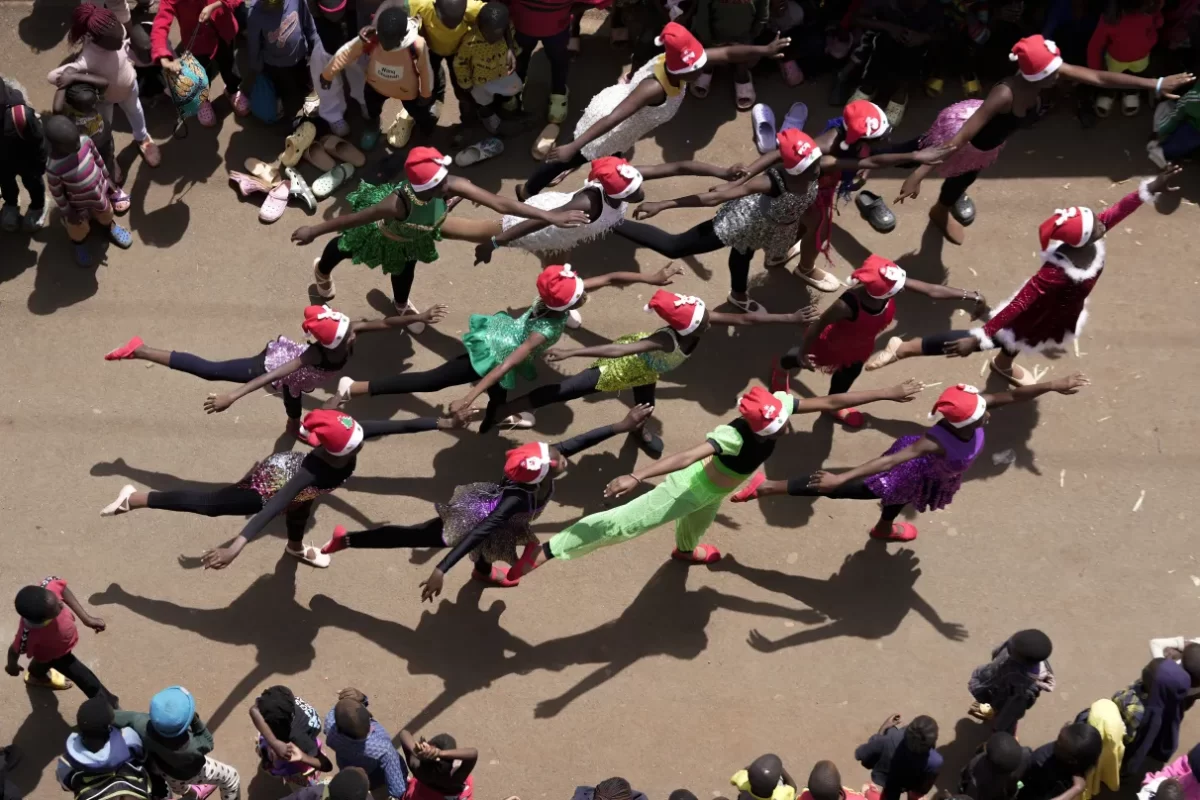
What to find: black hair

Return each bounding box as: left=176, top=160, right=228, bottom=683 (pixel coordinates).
left=669, top=792, right=699, bottom=800
left=422, top=733, right=458, bottom=776
left=807, top=761, right=842, bottom=800
left=64, top=82, right=100, bottom=111
left=595, top=778, right=633, bottom=800
left=334, top=698, right=371, bottom=739
left=1009, top=629, right=1052, bottom=663
left=1181, top=643, right=1200, bottom=687
left=747, top=754, right=784, bottom=798
left=905, top=716, right=939, bottom=755
left=1157, top=779, right=1185, bottom=800
left=477, top=1, right=508, bottom=29
left=1053, top=723, right=1103, bottom=775
left=376, top=6, right=409, bottom=44
left=984, top=732, right=1024, bottom=774
left=14, top=585, right=57, bottom=623
left=257, top=685, right=297, bottom=741
left=77, top=696, right=115, bottom=737
left=328, top=767, right=371, bottom=800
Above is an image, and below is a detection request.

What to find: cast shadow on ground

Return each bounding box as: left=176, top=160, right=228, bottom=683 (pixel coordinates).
left=7, top=689, right=73, bottom=797
left=709, top=543, right=968, bottom=652
left=933, top=716, right=991, bottom=792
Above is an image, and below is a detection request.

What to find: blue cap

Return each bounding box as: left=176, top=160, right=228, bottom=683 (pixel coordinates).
left=149, top=686, right=195, bottom=737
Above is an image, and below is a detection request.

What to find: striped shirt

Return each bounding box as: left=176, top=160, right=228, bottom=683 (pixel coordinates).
left=47, top=136, right=112, bottom=220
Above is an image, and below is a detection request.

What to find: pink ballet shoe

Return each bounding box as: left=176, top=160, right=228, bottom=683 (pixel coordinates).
left=508, top=542, right=541, bottom=580
left=827, top=407, right=864, bottom=428
left=105, top=336, right=143, bottom=361
left=870, top=522, right=918, bottom=542
left=671, top=544, right=721, bottom=564
left=731, top=472, right=766, bottom=503
left=321, top=525, right=348, bottom=555
left=471, top=564, right=520, bottom=587
left=228, top=170, right=274, bottom=198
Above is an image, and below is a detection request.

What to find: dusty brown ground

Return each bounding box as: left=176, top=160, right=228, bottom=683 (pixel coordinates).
left=4, top=4, right=1200, bottom=799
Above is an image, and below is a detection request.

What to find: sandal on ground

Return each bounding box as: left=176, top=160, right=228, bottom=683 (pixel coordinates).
left=726, top=294, right=764, bottom=313
left=884, top=98, right=906, bottom=128
left=769, top=358, right=790, bottom=393
left=498, top=412, right=536, bottom=430
left=397, top=299, right=426, bottom=333
left=313, top=163, right=354, bottom=200
left=229, top=89, right=250, bottom=116
left=731, top=472, right=767, bottom=502
left=751, top=103, right=776, bottom=154
left=384, top=110, right=412, bottom=149
left=228, top=170, right=274, bottom=198
left=287, top=544, right=331, bottom=568
left=780, top=101, right=808, bottom=132
left=258, top=182, right=290, bottom=224
left=1094, top=94, right=1114, bottom=117
left=244, top=157, right=281, bottom=185
left=989, top=359, right=1035, bottom=386
left=547, top=92, right=568, bottom=124
left=531, top=123, right=559, bottom=160
left=734, top=78, right=756, bottom=111
left=105, top=336, right=143, bottom=360
left=284, top=167, right=317, bottom=214
left=101, top=484, right=137, bottom=516
left=869, top=522, right=918, bottom=542
left=281, top=121, right=317, bottom=167
left=321, top=525, right=348, bottom=555
left=302, top=143, right=336, bottom=172
left=671, top=543, right=722, bottom=564
left=25, top=669, right=73, bottom=690
left=138, top=138, right=161, bottom=167
left=826, top=407, right=864, bottom=428
left=925, top=76, right=945, bottom=97
left=962, top=74, right=982, bottom=98
left=455, top=136, right=504, bottom=167
left=951, top=194, right=976, bottom=226
left=779, top=59, right=804, bottom=86
left=633, top=429, right=664, bottom=459
left=108, top=222, right=133, bottom=248
left=855, top=190, right=895, bottom=233
left=472, top=564, right=520, bottom=587
left=320, top=134, right=367, bottom=168
left=110, top=189, right=131, bottom=215
left=690, top=71, right=713, bottom=99
left=793, top=265, right=841, bottom=292
left=1122, top=91, right=1141, bottom=116
left=313, top=258, right=335, bottom=298
left=864, top=335, right=902, bottom=371
left=197, top=99, right=216, bottom=127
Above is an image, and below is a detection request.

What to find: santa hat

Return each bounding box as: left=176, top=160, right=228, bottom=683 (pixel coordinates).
left=589, top=156, right=644, bottom=199
left=841, top=100, right=889, bottom=149
left=851, top=255, right=906, bottom=299
left=299, top=409, right=364, bottom=456
left=405, top=146, right=451, bottom=192
left=738, top=386, right=793, bottom=436
left=1009, top=35, right=1062, bottom=82
left=504, top=441, right=553, bottom=484
left=536, top=264, right=585, bottom=311
left=655, top=22, right=707, bottom=74
left=1038, top=206, right=1094, bottom=255
left=777, top=129, right=822, bottom=175
left=930, top=384, right=987, bottom=428
left=645, top=290, right=706, bottom=335
left=301, top=305, right=351, bottom=348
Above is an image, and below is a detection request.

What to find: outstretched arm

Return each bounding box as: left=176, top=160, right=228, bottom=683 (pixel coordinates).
left=708, top=306, right=818, bottom=326
left=904, top=278, right=987, bottom=317
left=794, top=379, right=925, bottom=414
left=632, top=174, right=774, bottom=219
left=292, top=193, right=402, bottom=244
left=706, top=34, right=791, bottom=65
left=1060, top=62, right=1195, bottom=99
left=351, top=305, right=448, bottom=333
left=604, top=441, right=719, bottom=498
left=548, top=78, right=666, bottom=163
left=982, top=373, right=1088, bottom=408
left=555, top=405, right=652, bottom=457
left=447, top=176, right=587, bottom=227
left=812, top=437, right=942, bottom=490
left=582, top=262, right=683, bottom=291
left=449, top=332, right=547, bottom=415
left=636, top=160, right=746, bottom=181
left=1097, top=170, right=1173, bottom=229
left=204, top=357, right=307, bottom=413
left=545, top=337, right=663, bottom=361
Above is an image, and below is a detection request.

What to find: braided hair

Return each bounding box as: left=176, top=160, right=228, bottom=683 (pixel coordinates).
left=68, top=3, right=124, bottom=46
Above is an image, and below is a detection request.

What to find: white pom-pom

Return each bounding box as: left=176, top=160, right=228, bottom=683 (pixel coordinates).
left=654, top=35, right=664, bottom=45
left=1009, top=52, right=1019, bottom=61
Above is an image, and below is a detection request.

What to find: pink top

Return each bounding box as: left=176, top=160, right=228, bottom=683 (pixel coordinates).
left=1143, top=757, right=1200, bottom=800
left=47, top=136, right=113, bottom=221
left=48, top=40, right=138, bottom=103
left=12, top=578, right=79, bottom=663
left=405, top=774, right=474, bottom=800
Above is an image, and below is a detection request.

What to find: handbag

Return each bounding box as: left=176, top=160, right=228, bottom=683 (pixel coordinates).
left=163, top=22, right=212, bottom=137
left=251, top=72, right=279, bottom=123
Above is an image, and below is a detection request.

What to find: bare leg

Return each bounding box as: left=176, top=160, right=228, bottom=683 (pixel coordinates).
left=929, top=203, right=965, bottom=245
left=128, top=344, right=172, bottom=366
left=795, top=209, right=834, bottom=284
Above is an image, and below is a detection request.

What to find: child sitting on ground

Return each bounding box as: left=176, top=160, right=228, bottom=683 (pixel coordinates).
left=42, top=114, right=133, bottom=267
left=250, top=685, right=333, bottom=787
left=56, top=696, right=152, bottom=799
left=732, top=754, right=798, bottom=800
left=968, top=629, right=1055, bottom=734
left=1087, top=0, right=1164, bottom=115
left=801, top=761, right=866, bottom=800
left=0, top=75, right=48, bottom=233
left=399, top=729, right=479, bottom=800
left=452, top=1, right=522, bottom=135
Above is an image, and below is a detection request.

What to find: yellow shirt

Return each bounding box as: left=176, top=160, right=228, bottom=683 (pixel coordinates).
left=451, top=27, right=512, bottom=87
left=409, top=0, right=484, bottom=56
left=1083, top=699, right=1125, bottom=800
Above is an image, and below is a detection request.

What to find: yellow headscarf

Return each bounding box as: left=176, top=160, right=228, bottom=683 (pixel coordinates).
left=731, top=770, right=797, bottom=800
left=1083, top=698, right=1126, bottom=800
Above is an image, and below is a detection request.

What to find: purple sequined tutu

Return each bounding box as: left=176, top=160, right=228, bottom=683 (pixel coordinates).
left=236, top=451, right=341, bottom=508
left=265, top=337, right=333, bottom=397
left=920, top=100, right=1005, bottom=178
left=863, top=428, right=983, bottom=512
left=437, top=482, right=548, bottom=565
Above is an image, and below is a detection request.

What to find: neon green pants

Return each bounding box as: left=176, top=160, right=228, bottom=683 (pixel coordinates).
left=548, top=461, right=737, bottom=560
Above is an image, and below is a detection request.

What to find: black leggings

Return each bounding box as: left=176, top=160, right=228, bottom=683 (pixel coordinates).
left=786, top=475, right=906, bottom=521
left=145, top=486, right=315, bottom=541
left=514, top=25, right=572, bottom=96
left=780, top=352, right=863, bottom=396
left=167, top=349, right=303, bottom=418
left=369, top=352, right=509, bottom=427
left=29, top=653, right=119, bottom=708
left=616, top=220, right=755, bottom=294
left=344, top=520, right=494, bottom=573
left=197, top=39, right=242, bottom=95
left=523, top=150, right=589, bottom=198
left=317, top=237, right=417, bottom=307
left=920, top=328, right=1014, bottom=357
left=523, top=367, right=657, bottom=409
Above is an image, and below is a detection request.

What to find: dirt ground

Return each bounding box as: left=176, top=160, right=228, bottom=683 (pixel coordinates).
left=4, top=4, right=1200, bottom=799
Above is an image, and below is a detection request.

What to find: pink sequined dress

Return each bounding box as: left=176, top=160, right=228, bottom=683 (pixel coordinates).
left=919, top=100, right=1006, bottom=178
left=264, top=337, right=337, bottom=397
left=864, top=425, right=984, bottom=511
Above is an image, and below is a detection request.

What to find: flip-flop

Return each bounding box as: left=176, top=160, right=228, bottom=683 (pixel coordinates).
left=690, top=71, right=713, bottom=99
left=498, top=412, right=536, bottom=430
left=855, top=190, right=896, bottom=233
left=731, top=472, right=766, bottom=502
left=105, top=336, right=143, bottom=361
left=633, top=429, right=664, bottom=459
left=671, top=543, right=721, bottom=564
left=989, top=359, right=1035, bottom=387
left=25, top=669, right=73, bottom=690
left=228, top=170, right=274, bottom=197
left=108, top=222, right=133, bottom=248
left=284, top=167, right=317, bottom=214
left=864, top=335, right=902, bottom=371
left=727, top=294, right=764, bottom=313
left=531, top=124, right=559, bottom=161
left=779, top=60, right=804, bottom=86
left=281, top=121, right=317, bottom=167
left=384, top=110, right=412, bottom=149
left=780, top=101, right=808, bottom=133
left=751, top=103, right=776, bottom=154
left=313, top=163, right=354, bottom=200
left=471, top=563, right=520, bottom=587
left=455, top=136, right=504, bottom=167
left=321, top=525, right=348, bottom=555
left=303, top=143, right=336, bottom=172
left=100, top=484, right=137, bottom=516
left=258, top=182, right=290, bottom=224
left=734, top=79, right=756, bottom=111
left=827, top=407, right=864, bottom=428
left=244, top=157, right=281, bottom=185
left=320, top=134, right=367, bottom=168
left=287, top=544, right=331, bottom=568
left=869, top=522, right=918, bottom=542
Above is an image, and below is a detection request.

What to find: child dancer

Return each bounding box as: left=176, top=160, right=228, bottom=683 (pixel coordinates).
left=0, top=76, right=48, bottom=233
left=770, top=254, right=985, bottom=428
left=321, top=406, right=652, bottom=596
left=894, top=35, right=1192, bottom=244
left=732, top=376, right=1089, bottom=541
left=867, top=168, right=1175, bottom=385
left=487, top=291, right=817, bottom=456
left=968, top=630, right=1055, bottom=734
left=98, top=407, right=460, bottom=569
left=250, top=686, right=332, bottom=787
left=399, top=730, right=478, bottom=800
left=509, top=380, right=925, bottom=576
left=519, top=22, right=790, bottom=197
left=103, top=303, right=444, bottom=437
left=292, top=146, right=586, bottom=322
left=335, top=263, right=684, bottom=431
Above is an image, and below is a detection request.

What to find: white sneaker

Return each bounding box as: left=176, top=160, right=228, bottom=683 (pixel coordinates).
left=101, top=484, right=136, bottom=517
left=566, top=310, right=582, bottom=329
left=336, top=376, right=355, bottom=405
left=397, top=300, right=425, bottom=333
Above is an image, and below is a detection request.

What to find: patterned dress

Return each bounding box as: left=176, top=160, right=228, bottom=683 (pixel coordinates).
left=437, top=482, right=550, bottom=565
left=575, top=56, right=685, bottom=160
left=864, top=425, right=984, bottom=512
left=337, top=180, right=447, bottom=273
left=235, top=452, right=348, bottom=509
left=594, top=328, right=691, bottom=391
left=501, top=185, right=626, bottom=254
left=264, top=337, right=338, bottom=397
left=713, top=167, right=818, bottom=262
left=461, top=302, right=568, bottom=390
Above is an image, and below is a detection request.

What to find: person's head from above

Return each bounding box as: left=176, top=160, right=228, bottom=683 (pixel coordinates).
left=738, top=385, right=796, bottom=439
left=419, top=733, right=459, bottom=778
left=303, top=304, right=356, bottom=352
left=840, top=99, right=890, bottom=150
left=69, top=3, right=124, bottom=50
left=477, top=1, right=508, bottom=42
left=1180, top=643, right=1200, bottom=688
left=334, top=697, right=372, bottom=740
left=656, top=22, right=707, bottom=83
left=646, top=289, right=710, bottom=338
left=594, top=777, right=634, bottom=800
left=435, top=0, right=467, bottom=28
left=300, top=410, right=365, bottom=458
left=376, top=3, right=414, bottom=50
left=930, top=383, right=989, bottom=436
left=904, top=715, right=939, bottom=756
left=1038, top=206, right=1106, bottom=258
left=405, top=146, right=452, bottom=199
left=329, top=766, right=371, bottom=800
left=76, top=695, right=116, bottom=751
left=14, top=583, right=62, bottom=625
left=736, top=753, right=785, bottom=800
left=1010, top=35, right=1062, bottom=89
left=1144, top=657, right=1192, bottom=703
left=44, top=114, right=84, bottom=158
left=1009, top=629, right=1053, bottom=665
left=257, top=685, right=298, bottom=742
left=64, top=82, right=101, bottom=114
left=1053, top=722, right=1103, bottom=775
left=851, top=254, right=905, bottom=304
left=983, top=732, right=1024, bottom=777
left=536, top=263, right=587, bottom=315
left=149, top=685, right=196, bottom=739
left=317, top=0, right=348, bottom=21
left=806, top=760, right=844, bottom=800
left=670, top=791, right=699, bottom=800
left=777, top=129, right=822, bottom=180
left=589, top=156, right=646, bottom=205
left=1156, top=780, right=1185, bottom=800
left=505, top=441, right=568, bottom=484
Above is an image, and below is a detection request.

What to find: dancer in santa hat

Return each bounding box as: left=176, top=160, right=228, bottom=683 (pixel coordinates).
left=101, top=303, right=447, bottom=437
left=485, top=289, right=819, bottom=457
left=98, top=405, right=461, bottom=569
left=290, top=147, right=588, bottom=330
left=733, top=374, right=1089, bottom=542
left=334, top=263, right=685, bottom=430
left=318, top=405, right=654, bottom=596
left=894, top=35, right=1192, bottom=245
left=507, top=378, right=926, bottom=578
left=866, top=166, right=1177, bottom=385
left=519, top=22, right=792, bottom=199
left=769, top=254, right=986, bottom=428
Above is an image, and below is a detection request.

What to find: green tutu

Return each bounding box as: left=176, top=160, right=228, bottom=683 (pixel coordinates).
left=462, top=303, right=567, bottom=391
left=337, top=180, right=444, bottom=274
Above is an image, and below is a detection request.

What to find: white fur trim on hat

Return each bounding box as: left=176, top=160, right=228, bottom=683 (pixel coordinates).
left=410, top=157, right=451, bottom=192
left=299, top=419, right=365, bottom=457
left=546, top=264, right=586, bottom=311
left=609, top=163, right=644, bottom=199
left=315, top=306, right=351, bottom=348
left=644, top=294, right=706, bottom=335
left=785, top=146, right=822, bottom=175
left=954, top=393, right=987, bottom=427
left=868, top=264, right=906, bottom=299
left=1011, top=38, right=1062, bottom=81
left=526, top=441, right=552, bottom=483
left=655, top=39, right=708, bottom=74
left=758, top=391, right=793, bottom=436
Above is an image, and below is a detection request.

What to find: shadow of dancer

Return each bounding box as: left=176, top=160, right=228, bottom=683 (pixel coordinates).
left=7, top=688, right=73, bottom=796
left=933, top=716, right=992, bottom=791
left=709, top=543, right=967, bottom=653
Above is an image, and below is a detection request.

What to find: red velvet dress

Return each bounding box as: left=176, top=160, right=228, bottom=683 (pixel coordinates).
left=809, top=291, right=896, bottom=370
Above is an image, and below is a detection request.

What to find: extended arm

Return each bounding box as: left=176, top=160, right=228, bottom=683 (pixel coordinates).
left=794, top=380, right=918, bottom=414
left=219, top=357, right=306, bottom=408
left=447, top=176, right=585, bottom=226
left=636, top=160, right=742, bottom=181
left=632, top=441, right=717, bottom=483
left=452, top=333, right=547, bottom=410
left=823, top=437, right=942, bottom=486
left=554, top=424, right=622, bottom=458
left=548, top=337, right=663, bottom=360
left=904, top=277, right=985, bottom=311
left=709, top=307, right=816, bottom=326
left=351, top=305, right=447, bottom=333
left=321, top=36, right=366, bottom=82
left=360, top=417, right=442, bottom=439
left=564, top=78, right=666, bottom=155
left=295, top=193, right=400, bottom=241
left=1060, top=62, right=1194, bottom=98
left=635, top=174, right=773, bottom=216
left=435, top=495, right=527, bottom=575
left=982, top=374, right=1088, bottom=408
left=1096, top=178, right=1159, bottom=229
left=706, top=36, right=790, bottom=65
left=581, top=263, right=681, bottom=291
left=61, top=586, right=103, bottom=630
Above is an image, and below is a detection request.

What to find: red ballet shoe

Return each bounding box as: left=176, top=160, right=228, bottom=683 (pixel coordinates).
left=731, top=472, right=766, bottom=503
left=105, top=336, right=143, bottom=361
left=671, top=543, right=721, bottom=564
left=769, top=359, right=790, bottom=393
left=507, top=543, right=540, bottom=580
left=320, top=525, right=348, bottom=555
left=828, top=407, right=864, bottom=428
left=472, top=564, right=520, bottom=587
left=870, top=522, right=918, bottom=542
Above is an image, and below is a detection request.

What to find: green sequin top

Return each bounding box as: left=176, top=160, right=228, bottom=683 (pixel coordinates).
left=462, top=301, right=568, bottom=390
left=594, top=329, right=691, bottom=392
left=337, top=180, right=447, bottom=273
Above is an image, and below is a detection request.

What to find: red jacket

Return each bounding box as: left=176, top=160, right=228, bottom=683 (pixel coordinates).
left=1086, top=9, right=1162, bottom=69
left=151, top=0, right=243, bottom=62
left=502, top=0, right=609, bottom=37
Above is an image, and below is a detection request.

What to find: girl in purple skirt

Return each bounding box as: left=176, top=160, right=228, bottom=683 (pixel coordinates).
left=731, top=373, right=1088, bottom=541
